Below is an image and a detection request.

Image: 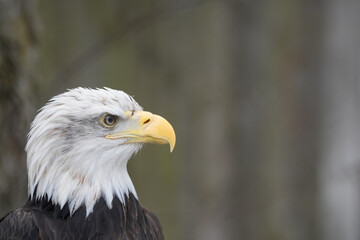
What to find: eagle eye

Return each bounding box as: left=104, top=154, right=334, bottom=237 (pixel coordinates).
left=101, top=114, right=117, bottom=127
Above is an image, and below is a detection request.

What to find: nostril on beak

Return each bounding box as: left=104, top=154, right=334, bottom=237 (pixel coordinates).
left=143, top=118, right=150, bottom=124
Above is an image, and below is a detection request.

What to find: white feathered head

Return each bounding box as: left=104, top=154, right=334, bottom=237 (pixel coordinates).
left=26, top=87, right=175, bottom=216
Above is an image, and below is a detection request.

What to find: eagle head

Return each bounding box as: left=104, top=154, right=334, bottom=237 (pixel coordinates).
left=25, top=87, right=175, bottom=216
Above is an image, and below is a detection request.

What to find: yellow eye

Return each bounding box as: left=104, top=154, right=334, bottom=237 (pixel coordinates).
left=101, top=114, right=117, bottom=127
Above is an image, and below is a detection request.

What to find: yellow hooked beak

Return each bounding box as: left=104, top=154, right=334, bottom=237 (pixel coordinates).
left=105, top=111, right=176, bottom=152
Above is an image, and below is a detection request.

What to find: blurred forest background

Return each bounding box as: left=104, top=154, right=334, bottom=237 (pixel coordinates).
left=1, top=0, right=360, bottom=239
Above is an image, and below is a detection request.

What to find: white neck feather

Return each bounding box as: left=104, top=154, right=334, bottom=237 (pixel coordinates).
left=27, top=137, right=141, bottom=216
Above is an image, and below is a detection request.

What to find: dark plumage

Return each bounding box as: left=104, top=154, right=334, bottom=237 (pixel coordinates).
left=0, top=193, right=163, bottom=240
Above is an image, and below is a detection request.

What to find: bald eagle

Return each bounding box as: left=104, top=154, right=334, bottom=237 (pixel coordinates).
left=0, top=87, right=175, bottom=240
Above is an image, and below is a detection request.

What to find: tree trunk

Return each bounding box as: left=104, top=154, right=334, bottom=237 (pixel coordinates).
left=320, top=1, right=360, bottom=239
left=0, top=0, right=38, bottom=216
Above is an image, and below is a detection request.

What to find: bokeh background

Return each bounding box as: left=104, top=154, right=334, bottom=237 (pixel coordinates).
left=1, top=0, right=360, bottom=239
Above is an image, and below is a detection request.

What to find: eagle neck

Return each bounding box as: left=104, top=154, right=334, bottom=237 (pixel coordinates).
left=28, top=145, right=140, bottom=217
left=25, top=192, right=143, bottom=220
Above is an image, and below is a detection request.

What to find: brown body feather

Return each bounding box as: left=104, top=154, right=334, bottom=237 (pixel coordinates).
left=0, top=193, right=163, bottom=240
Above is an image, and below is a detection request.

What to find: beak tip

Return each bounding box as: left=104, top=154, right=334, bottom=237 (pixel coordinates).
left=169, top=137, right=176, bottom=153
